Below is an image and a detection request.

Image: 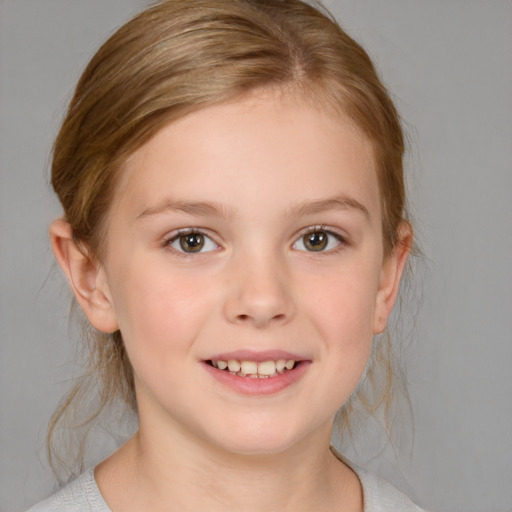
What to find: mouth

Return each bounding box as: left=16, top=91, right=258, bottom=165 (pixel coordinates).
left=202, top=351, right=311, bottom=395
left=205, top=358, right=299, bottom=379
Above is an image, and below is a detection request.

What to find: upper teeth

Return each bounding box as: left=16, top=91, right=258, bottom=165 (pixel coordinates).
left=212, top=359, right=296, bottom=377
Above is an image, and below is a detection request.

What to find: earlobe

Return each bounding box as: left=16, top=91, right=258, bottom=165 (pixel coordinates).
left=373, top=222, right=413, bottom=335
left=49, top=219, right=119, bottom=333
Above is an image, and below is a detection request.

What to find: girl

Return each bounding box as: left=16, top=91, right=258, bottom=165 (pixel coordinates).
left=29, top=0, right=425, bottom=510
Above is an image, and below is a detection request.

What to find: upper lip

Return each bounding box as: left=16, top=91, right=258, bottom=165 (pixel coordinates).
left=205, top=350, right=307, bottom=363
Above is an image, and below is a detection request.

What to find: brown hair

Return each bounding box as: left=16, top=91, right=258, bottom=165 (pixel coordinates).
left=48, top=0, right=410, bottom=478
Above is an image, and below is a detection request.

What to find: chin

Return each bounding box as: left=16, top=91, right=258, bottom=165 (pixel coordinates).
left=201, top=413, right=318, bottom=458
left=215, top=437, right=299, bottom=458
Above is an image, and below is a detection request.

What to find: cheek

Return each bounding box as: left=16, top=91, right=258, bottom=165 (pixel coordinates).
left=108, top=265, right=217, bottom=372
left=300, top=264, right=381, bottom=345
left=299, top=262, right=381, bottom=399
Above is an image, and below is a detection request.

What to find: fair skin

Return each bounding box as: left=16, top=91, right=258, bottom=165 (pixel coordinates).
left=50, top=90, right=411, bottom=511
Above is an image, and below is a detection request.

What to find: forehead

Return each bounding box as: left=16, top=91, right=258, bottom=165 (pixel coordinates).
left=113, top=91, right=380, bottom=221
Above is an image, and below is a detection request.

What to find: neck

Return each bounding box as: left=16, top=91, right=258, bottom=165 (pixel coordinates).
left=96, top=421, right=362, bottom=512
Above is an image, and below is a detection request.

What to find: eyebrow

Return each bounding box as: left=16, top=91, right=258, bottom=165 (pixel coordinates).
left=285, top=196, right=370, bottom=220
left=137, top=199, right=232, bottom=219
left=137, top=195, right=369, bottom=220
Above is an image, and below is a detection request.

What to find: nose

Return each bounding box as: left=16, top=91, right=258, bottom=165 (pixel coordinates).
left=223, top=251, right=295, bottom=328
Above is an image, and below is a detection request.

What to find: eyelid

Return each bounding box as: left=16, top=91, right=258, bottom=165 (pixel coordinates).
left=292, top=225, right=349, bottom=252
left=162, top=227, right=221, bottom=255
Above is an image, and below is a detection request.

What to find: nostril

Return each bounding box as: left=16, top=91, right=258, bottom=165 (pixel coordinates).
left=235, top=312, right=288, bottom=325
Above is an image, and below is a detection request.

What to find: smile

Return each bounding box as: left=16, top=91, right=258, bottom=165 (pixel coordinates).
left=207, top=359, right=297, bottom=379
left=203, top=350, right=310, bottom=395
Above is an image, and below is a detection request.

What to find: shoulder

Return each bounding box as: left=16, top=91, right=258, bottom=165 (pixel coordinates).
left=25, top=469, right=111, bottom=512
left=331, top=447, right=427, bottom=512
left=353, top=464, right=428, bottom=512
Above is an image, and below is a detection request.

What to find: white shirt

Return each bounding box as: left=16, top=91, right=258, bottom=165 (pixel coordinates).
left=27, top=457, right=427, bottom=512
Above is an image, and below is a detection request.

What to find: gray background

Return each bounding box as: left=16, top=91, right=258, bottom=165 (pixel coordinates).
left=1, top=1, right=511, bottom=511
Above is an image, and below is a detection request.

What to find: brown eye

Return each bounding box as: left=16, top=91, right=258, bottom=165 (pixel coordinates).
left=167, top=230, right=218, bottom=255
left=303, top=231, right=328, bottom=251
left=179, top=233, right=205, bottom=252
left=293, top=228, right=343, bottom=253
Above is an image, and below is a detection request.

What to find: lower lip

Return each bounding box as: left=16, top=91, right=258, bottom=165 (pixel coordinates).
left=203, top=361, right=311, bottom=395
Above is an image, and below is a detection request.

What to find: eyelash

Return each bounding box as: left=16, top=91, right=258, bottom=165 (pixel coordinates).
left=162, top=228, right=219, bottom=257
left=293, top=225, right=348, bottom=254
left=162, top=225, right=348, bottom=257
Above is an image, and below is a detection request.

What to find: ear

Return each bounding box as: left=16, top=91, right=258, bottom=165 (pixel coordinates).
left=372, top=222, right=413, bottom=335
left=49, top=219, right=119, bottom=333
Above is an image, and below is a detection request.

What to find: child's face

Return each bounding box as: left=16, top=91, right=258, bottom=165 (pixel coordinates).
left=94, top=91, right=404, bottom=455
